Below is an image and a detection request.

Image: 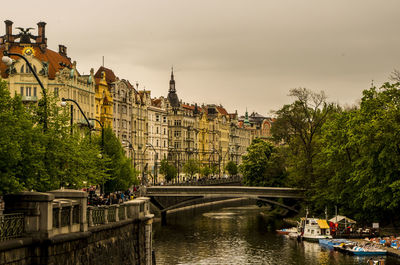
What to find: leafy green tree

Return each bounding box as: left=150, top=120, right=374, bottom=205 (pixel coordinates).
left=225, top=161, right=238, bottom=176
left=201, top=165, right=212, bottom=178
left=0, top=78, right=134, bottom=195
left=210, top=164, right=219, bottom=176
left=183, top=159, right=200, bottom=180
left=313, top=82, right=400, bottom=224
left=239, top=138, right=287, bottom=187
left=102, top=128, right=139, bottom=193
left=271, top=88, right=335, bottom=189
left=159, top=159, right=177, bottom=182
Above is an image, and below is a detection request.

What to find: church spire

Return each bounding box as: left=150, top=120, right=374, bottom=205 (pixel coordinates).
left=167, top=67, right=180, bottom=108
left=244, top=108, right=250, bottom=126
left=169, top=67, right=176, bottom=93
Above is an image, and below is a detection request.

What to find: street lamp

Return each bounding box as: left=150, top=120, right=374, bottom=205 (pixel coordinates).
left=122, top=139, right=135, bottom=168
left=61, top=98, right=92, bottom=130
left=2, top=51, right=48, bottom=131
left=143, top=143, right=158, bottom=185
left=89, top=118, right=104, bottom=148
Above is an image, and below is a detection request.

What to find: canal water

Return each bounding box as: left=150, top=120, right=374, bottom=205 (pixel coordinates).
left=153, top=203, right=400, bottom=265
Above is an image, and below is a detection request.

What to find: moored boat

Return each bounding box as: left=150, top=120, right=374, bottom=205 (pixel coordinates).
left=300, top=217, right=332, bottom=242
left=347, top=246, right=387, bottom=256
left=319, top=238, right=350, bottom=249
left=276, top=227, right=298, bottom=235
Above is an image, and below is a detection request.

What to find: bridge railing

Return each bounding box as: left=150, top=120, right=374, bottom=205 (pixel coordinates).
left=2, top=190, right=152, bottom=241
left=161, top=175, right=242, bottom=186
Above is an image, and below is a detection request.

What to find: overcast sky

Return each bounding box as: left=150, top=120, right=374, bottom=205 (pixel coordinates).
left=4, top=0, right=400, bottom=115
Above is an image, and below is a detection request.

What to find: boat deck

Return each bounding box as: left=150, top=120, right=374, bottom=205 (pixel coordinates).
left=352, top=239, right=400, bottom=258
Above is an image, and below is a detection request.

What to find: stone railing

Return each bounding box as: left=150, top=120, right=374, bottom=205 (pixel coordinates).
left=87, top=198, right=150, bottom=227
left=0, top=213, right=24, bottom=241
left=2, top=189, right=152, bottom=240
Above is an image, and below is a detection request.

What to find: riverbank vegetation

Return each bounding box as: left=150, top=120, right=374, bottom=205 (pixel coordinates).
left=242, top=80, right=400, bottom=226
left=0, top=79, right=139, bottom=195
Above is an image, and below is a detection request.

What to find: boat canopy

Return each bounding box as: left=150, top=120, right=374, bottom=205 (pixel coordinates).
left=317, top=219, right=330, bottom=229
left=329, top=215, right=356, bottom=224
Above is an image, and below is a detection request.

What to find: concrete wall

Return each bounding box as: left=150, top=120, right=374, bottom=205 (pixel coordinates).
left=0, top=217, right=152, bottom=265
left=0, top=191, right=154, bottom=265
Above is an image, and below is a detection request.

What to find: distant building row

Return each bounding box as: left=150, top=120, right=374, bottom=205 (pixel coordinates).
left=0, top=20, right=274, bottom=181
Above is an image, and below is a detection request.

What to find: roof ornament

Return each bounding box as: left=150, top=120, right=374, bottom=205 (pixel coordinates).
left=16, top=27, right=34, bottom=44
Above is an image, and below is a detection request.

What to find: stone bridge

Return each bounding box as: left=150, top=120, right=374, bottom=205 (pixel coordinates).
left=145, top=186, right=304, bottom=223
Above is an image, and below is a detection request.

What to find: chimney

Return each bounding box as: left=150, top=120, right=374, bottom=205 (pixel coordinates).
left=4, top=20, right=14, bottom=42
left=37, top=21, right=46, bottom=44
left=58, top=45, right=67, bottom=56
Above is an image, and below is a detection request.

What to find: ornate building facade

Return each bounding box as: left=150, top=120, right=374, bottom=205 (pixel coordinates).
left=0, top=20, right=95, bottom=125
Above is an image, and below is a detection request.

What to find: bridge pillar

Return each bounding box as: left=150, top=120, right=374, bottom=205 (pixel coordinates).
left=161, top=211, right=167, bottom=226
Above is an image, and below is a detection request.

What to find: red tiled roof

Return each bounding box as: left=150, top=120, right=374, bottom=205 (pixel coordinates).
left=0, top=45, right=72, bottom=79
left=182, top=104, right=194, bottom=110
left=152, top=98, right=162, bottom=107
left=94, top=66, right=117, bottom=84
left=216, top=106, right=228, bottom=115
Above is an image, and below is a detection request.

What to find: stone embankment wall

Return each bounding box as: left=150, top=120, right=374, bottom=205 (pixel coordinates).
left=0, top=190, right=153, bottom=265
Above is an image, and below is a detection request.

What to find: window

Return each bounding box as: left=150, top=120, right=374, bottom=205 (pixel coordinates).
left=163, top=116, right=167, bottom=123
left=54, top=87, right=59, bottom=97
left=163, top=128, right=166, bottom=135
left=33, top=87, right=37, bottom=97
left=156, top=127, right=159, bottom=134
left=25, top=87, right=31, bottom=96
left=156, top=139, right=159, bottom=147
left=164, top=140, right=166, bottom=147
left=156, top=115, right=160, bottom=122
left=20, top=65, right=24, bottom=73
left=174, top=130, right=181, bottom=137
left=20, top=87, right=23, bottom=96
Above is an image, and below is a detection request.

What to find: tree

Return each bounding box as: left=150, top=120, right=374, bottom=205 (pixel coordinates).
left=271, top=88, right=335, bottom=189
left=313, top=82, right=400, bottom=224
left=102, top=128, right=139, bottom=193
left=0, top=78, right=112, bottom=194
left=159, top=159, right=177, bottom=182
left=200, top=165, right=212, bottom=178
left=225, top=161, right=238, bottom=176
left=183, top=159, right=200, bottom=180
left=239, top=138, right=287, bottom=187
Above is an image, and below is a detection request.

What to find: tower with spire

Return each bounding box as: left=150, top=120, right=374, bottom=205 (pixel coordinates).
left=167, top=67, right=180, bottom=108
left=244, top=108, right=250, bottom=126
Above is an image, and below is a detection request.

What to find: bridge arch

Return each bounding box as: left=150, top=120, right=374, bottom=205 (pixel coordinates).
left=146, top=186, right=303, bottom=223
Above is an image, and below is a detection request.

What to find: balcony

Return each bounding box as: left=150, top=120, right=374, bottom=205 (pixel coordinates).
left=21, top=95, right=38, bottom=102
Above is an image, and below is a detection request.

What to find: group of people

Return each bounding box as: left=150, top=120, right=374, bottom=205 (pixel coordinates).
left=87, top=187, right=140, bottom=206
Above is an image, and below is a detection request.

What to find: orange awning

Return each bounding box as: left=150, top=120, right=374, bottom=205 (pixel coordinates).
left=317, top=219, right=330, bottom=229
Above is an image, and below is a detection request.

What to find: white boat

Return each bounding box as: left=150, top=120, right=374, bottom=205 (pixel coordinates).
left=299, top=217, right=332, bottom=242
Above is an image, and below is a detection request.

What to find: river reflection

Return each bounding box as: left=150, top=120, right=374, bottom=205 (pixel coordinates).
left=153, top=203, right=400, bottom=265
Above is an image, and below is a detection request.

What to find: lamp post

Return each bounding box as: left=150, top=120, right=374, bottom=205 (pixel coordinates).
left=143, top=143, right=158, bottom=185
left=122, top=139, right=135, bottom=168
left=89, top=118, right=104, bottom=148
left=61, top=97, right=92, bottom=130
left=2, top=51, right=48, bottom=131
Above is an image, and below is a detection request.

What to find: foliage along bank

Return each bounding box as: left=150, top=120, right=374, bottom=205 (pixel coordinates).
left=0, top=79, right=138, bottom=195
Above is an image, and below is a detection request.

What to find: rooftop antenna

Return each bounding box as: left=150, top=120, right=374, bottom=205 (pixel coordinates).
left=371, top=79, right=374, bottom=87
left=102, top=56, right=104, bottom=67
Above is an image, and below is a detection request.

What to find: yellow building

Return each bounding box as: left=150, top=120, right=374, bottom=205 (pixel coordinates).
left=94, top=67, right=114, bottom=128
left=0, top=20, right=95, bottom=125
left=198, top=109, right=209, bottom=166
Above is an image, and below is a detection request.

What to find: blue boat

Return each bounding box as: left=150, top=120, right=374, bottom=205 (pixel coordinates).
left=319, top=239, right=351, bottom=249
left=347, top=246, right=387, bottom=256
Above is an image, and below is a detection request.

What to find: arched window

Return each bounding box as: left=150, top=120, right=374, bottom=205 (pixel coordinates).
left=20, top=65, right=24, bottom=73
